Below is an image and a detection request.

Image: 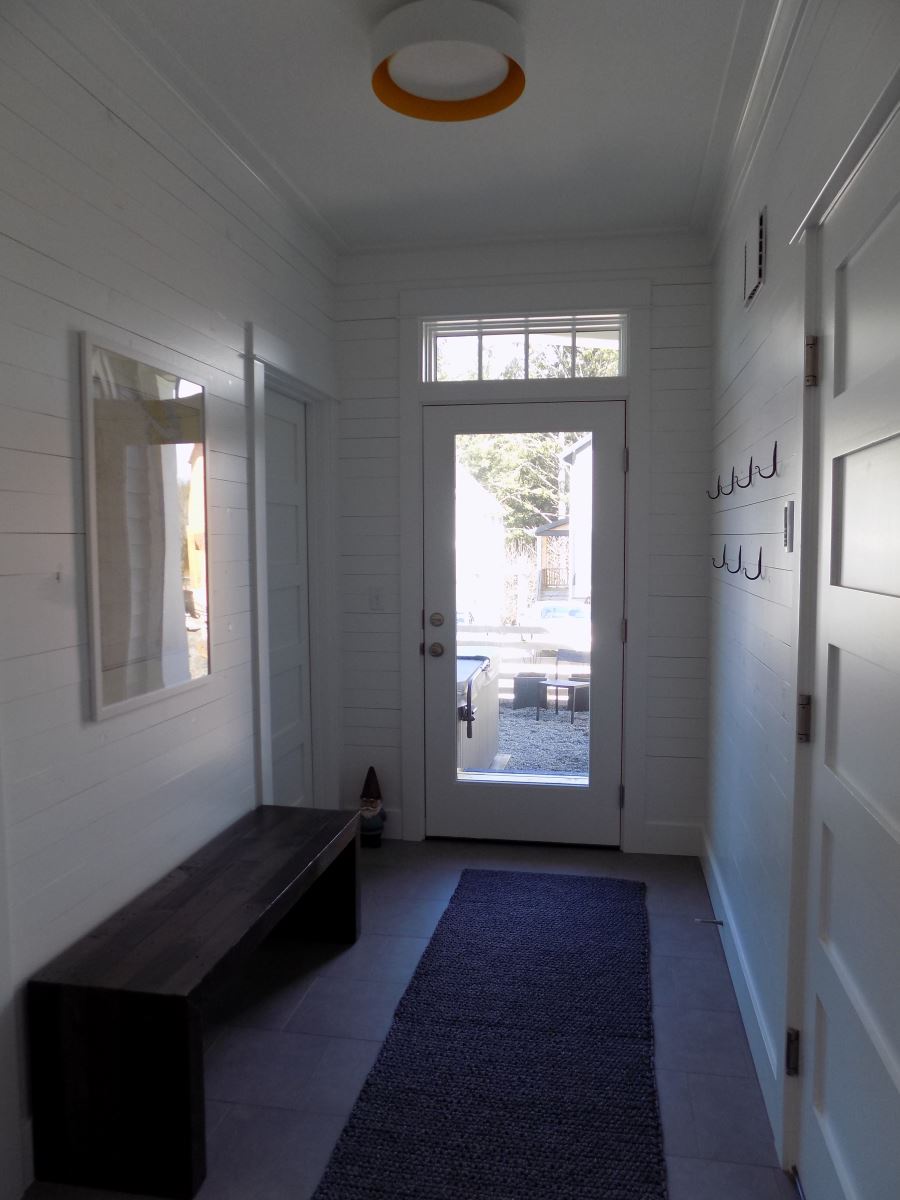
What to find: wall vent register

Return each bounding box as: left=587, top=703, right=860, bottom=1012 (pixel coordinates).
left=422, top=314, right=625, bottom=382
left=743, top=207, right=767, bottom=306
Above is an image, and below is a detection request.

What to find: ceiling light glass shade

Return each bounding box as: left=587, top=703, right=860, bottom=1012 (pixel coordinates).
left=372, top=0, right=525, bottom=121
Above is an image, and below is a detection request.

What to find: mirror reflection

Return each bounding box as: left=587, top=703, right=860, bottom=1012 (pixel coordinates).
left=88, top=344, right=209, bottom=713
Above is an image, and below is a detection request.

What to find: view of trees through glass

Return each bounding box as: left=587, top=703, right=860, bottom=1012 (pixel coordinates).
left=456, top=431, right=582, bottom=547
left=425, top=314, right=623, bottom=382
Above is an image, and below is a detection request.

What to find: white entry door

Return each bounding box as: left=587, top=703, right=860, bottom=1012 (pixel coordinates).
left=265, top=387, right=313, bottom=805
left=795, top=108, right=900, bottom=1197
left=423, top=401, right=625, bottom=844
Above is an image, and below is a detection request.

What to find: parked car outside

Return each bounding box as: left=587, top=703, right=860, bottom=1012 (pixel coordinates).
left=520, top=602, right=591, bottom=650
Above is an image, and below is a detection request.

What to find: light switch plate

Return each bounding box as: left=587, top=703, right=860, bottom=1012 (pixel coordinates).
left=784, top=500, right=795, bottom=552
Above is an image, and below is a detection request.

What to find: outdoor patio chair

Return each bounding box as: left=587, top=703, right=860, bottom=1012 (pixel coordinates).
left=544, top=649, right=590, bottom=724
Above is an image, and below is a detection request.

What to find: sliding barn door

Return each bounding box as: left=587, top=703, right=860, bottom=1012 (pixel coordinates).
left=795, top=105, right=900, bottom=1199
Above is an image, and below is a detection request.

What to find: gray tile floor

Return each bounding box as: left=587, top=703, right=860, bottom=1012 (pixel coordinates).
left=26, top=839, right=796, bottom=1200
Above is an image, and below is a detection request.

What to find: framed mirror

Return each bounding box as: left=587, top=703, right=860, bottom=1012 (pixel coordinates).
left=81, top=335, right=211, bottom=719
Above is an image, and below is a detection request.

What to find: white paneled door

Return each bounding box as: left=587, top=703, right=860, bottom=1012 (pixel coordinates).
left=423, top=402, right=625, bottom=844
left=797, top=109, right=900, bottom=1198
left=265, top=387, right=313, bottom=805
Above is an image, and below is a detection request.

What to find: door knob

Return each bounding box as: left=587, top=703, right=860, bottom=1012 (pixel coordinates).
left=428, top=642, right=445, bottom=657
left=429, top=612, right=445, bottom=627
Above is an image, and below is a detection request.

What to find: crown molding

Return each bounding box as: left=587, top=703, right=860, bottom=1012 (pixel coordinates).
left=709, top=0, right=814, bottom=255
left=690, top=0, right=779, bottom=234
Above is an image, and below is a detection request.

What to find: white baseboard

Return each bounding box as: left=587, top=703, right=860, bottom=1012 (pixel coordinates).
left=625, top=820, right=704, bottom=856
left=375, top=807, right=404, bottom=839
left=701, top=833, right=786, bottom=1159
left=392, top=817, right=703, bottom=855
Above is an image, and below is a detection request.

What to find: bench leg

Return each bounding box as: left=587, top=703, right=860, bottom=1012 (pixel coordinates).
left=30, top=982, right=205, bottom=1199
left=275, top=833, right=361, bottom=945
left=308, top=835, right=361, bottom=943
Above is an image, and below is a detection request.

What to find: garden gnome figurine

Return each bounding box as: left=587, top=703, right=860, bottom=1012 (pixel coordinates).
left=360, top=766, right=386, bottom=847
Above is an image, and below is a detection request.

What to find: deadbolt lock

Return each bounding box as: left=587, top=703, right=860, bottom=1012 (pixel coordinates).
left=429, top=612, right=445, bottom=627
left=428, top=642, right=445, bottom=657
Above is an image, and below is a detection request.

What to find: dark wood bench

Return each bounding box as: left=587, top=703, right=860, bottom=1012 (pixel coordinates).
left=28, top=804, right=360, bottom=1199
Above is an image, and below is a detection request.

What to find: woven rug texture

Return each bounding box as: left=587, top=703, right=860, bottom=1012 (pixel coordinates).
left=312, top=868, right=667, bottom=1199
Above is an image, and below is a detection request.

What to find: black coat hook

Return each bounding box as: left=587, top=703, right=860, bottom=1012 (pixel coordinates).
left=720, top=466, right=737, bottom=496
left=712, top=544, right=727, bottom=568
left=744, top=548, right=763, bottom=580
left=757, top=442, right=778, bottom=480
left=736, top=456, right=754, bottom=488
left=706, top=474, right=722, bottom=500
left=726, top=545, right=743, bottom=574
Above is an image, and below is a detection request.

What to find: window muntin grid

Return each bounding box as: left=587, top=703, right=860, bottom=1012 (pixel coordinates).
left=423, top=314, right=625, bottom=382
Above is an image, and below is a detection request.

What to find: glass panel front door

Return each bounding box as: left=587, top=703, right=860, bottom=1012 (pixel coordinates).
left=454, top=430, right=592, bottom=782
left=423, top=401, right=625, bottom=845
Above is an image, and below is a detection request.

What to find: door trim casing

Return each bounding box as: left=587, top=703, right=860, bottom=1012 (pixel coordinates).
left=397, top=282, right=656, bottom=849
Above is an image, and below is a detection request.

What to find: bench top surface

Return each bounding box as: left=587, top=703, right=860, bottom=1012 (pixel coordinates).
left=32, top=805, right=358, bottom=997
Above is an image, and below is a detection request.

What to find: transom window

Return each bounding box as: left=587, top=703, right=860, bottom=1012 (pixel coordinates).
left=422, top=314, right=625, bottom=382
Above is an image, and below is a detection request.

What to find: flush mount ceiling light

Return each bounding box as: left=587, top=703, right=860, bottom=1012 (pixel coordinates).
left=371, top=0, right=525, bottom=122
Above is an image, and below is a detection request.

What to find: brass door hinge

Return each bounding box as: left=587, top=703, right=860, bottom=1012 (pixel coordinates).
left=804, top=336, right=819, bottom=387
left=797, top=694, right=812, bottom=743
left=785, top=1027, right=801, bottom=1076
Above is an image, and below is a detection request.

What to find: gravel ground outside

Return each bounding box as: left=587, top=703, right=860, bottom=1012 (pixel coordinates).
left=496, top=698, right=589, bottom=775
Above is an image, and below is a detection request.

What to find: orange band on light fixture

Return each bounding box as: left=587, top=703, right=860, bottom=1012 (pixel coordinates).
left=372, top=56, right=525, bottom=121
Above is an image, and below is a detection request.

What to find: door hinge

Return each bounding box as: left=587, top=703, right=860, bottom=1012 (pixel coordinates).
left=419, top=642, right=425, bottom=656
left=621, top=618, right=628, bottom=643
left=804, top=335, right=819, bottom=387
left=785, top=1027, right=801, bottom=1076
left=618, top=783, right=625, bottom=809
left=623, top=446, right=630, bottom=473
left=796, top=694, right=812, bottom=743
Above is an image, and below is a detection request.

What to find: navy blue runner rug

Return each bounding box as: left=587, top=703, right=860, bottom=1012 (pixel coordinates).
left=313, top=868, right=667, bottom=1199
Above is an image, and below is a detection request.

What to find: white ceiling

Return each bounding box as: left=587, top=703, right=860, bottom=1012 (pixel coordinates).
left=96, top=0, right=776, bottom=252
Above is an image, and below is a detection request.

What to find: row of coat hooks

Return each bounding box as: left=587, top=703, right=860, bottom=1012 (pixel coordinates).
left=712, top=545, right=763, bottom=580
left=707, top=441, right=778, bottom=499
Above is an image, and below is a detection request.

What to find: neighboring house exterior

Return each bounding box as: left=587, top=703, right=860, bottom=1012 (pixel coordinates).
left=561, top=435, right=592, bottom=604
left=454, top=465, right=506, bottom=624
left=532, top=515, right=569, bottom=600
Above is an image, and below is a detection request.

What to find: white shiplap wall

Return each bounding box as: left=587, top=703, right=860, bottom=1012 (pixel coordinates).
left=706, top=0, right=900, bottom=1154
left=336, top=236, right=712, bottom=850
left=0, top=2, right=336, bottom=1192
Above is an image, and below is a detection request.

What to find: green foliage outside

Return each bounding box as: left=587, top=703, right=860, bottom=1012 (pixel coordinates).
left=436, top=338, right=619, bottom=382
left=457, top=430, right=585, bottom=546
left=489, top=342, right=619, bottom=381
